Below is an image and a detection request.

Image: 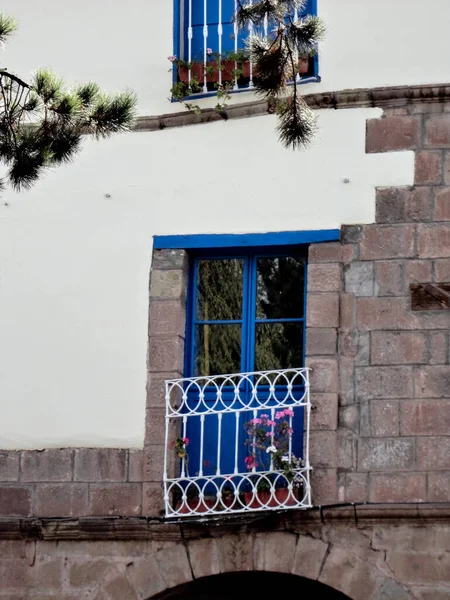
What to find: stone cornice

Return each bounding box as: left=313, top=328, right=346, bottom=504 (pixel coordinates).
left=135, top=83, right=450, bottom=133
left=1, top=503, right=449, bottom=541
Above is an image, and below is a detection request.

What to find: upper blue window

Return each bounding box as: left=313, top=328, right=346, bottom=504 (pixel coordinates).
left=174, top=0, right=319, bottom=92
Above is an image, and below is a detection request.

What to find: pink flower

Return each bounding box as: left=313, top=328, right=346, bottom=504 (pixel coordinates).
left=265, top=431, right=272, bottom=437
left=260, top=414, right=269, bottom=419
left=275, top=411, right=285, bottom=420
left=267, top=419, right=276, bottom=427
left=182, top=437, right=189, bottom=446
left=284, top=408, right=295, bottom=417
left=207, top=48, right=213, bottom=55
left=251, top=417, right=262, bottom=425
left=168, top=55, right=177, bottom=62
left=288, top=428, right=294, bottom=436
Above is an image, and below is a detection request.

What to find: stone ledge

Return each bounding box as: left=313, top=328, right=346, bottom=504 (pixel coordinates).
left=1, top=502, right=449, bottom=541
left=135, top=83, right=450, bottom=133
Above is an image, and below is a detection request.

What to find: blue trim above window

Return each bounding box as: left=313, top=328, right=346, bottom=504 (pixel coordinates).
left=153, top=229, right=340, bottom=250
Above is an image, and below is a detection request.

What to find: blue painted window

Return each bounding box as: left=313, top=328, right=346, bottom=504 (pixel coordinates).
left=184, top=248, right=307, bottom=475
left=175, top=0, right=318, bottom=83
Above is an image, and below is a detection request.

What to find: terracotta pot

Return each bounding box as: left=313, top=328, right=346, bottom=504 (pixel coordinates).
left=244, top=487, right=298, bottom=509
left=178, top=60, right=249, bottom=84
left=176, top=496, right=216, bottom=514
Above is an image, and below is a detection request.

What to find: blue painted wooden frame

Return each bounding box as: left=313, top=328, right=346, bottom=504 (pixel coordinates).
left=171, top=0, right=321, bottom=100
left=153, top=229, right=340, bottom=250
left=185, top=247, right=309, bottom=476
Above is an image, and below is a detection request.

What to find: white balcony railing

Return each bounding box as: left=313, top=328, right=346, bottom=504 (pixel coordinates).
left=164, top=368, right=312, bottom=518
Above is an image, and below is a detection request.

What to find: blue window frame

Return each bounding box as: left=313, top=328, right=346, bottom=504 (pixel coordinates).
left=184, top=247, right=308, bottom=476
left=173, top=0, right=319, bottom=91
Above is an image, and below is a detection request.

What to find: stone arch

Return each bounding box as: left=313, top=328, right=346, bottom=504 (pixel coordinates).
left=150, top=572, right=352, bottom=599
left=119, top=531, right=410, bottom=600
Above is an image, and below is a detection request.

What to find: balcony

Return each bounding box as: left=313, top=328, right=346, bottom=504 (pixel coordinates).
left=163, top=368, right=312, bottom=518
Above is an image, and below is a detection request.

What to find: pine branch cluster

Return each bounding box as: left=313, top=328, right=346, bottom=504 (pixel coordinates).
left=236, top=0, right=325, bottom=149
left=0, top=13, right=137, bottom=193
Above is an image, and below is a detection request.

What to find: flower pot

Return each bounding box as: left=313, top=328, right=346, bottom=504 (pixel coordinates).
left=178, top=60, right=249, bottom=84
left=175, top=496, right=216, bottom=515
left=244, top=487, right=298, bottom=509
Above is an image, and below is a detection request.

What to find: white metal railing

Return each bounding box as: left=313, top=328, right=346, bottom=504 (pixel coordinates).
left=164, top=368, right=312, bottom=518
left=182, top=0, right=314, bottom=95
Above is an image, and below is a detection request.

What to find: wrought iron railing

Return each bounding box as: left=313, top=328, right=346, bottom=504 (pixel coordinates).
left=164, top=368, right=312, bottom=518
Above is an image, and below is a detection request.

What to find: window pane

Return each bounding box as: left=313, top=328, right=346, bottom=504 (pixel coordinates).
left=256, top=257, right=305, bottom=319
left=194, top=324, right=241, bottom=376
left=254, top=323, right=304, bottom=371
left=196, top=259, right=244, bottom=321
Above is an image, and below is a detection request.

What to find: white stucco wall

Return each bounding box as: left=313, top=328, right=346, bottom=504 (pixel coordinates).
left=0, top=108, right=413, bottom=449
left=1, top=0, right=450, bottom=115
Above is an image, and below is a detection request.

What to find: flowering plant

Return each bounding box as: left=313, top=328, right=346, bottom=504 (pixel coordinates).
left=171, top=437, right=189, bottom=459
left=244, top=408, right=304, bottom=488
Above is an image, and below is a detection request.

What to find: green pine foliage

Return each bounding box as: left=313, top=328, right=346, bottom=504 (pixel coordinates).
left=0, top=14, right=137, bottom=194
left=236, top=0, right=325, bottom=149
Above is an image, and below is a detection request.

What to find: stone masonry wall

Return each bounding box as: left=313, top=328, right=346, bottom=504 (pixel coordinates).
left=307, top=103, right=450, bottom=505
left=1, top=517, right=449, bottom=599
left=1, top=102, right=450, bottom=517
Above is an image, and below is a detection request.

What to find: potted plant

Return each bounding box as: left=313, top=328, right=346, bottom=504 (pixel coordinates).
left=243, top=408, right=303, bottom=509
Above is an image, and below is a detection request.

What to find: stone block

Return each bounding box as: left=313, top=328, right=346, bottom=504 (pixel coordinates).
left=433, top=258, right=450, bottom=280
left=370, top=401, right=400, bottom=437
left=412, top=588, right=450, bottom=600
left=375, top=261, right=404, bottom=296
left=415, top=150, right=443, bottom=184
left=405, top=260, right=433, bottom=284
left=307, top=263, right=342, bottom=292
left=444, top=150, right=450, bottom=184
left=21, top=449, right=73, bottom=482
left=0, top=486, right=32, bottom=516
left=309, top=431, right=337, bottom=468
left=152, top=542, right=193, bottom=589
left=356, top=366, right=413, bottom=400
left=104, top=574, right=139, bottom=600
left=142, top=482, right=165, bottom=516
left=149, top=270, right=186, bottom=299
left=310, top=468, right=337, bottom=504
left=147, top=371, right=182, bottom=409
left=357, top=297, right=414, bottom=331
left=306, top=328, right=337, bottom=355
left=428, top=331, right=448, bottom=364
left=375, top=579, right=411, bottom=600
left=414, top=366, right=450, bottom=397
left=219, top=536, right=253, bottom=572
left=29, top=557, right=64, bottom=590
left=152, top=249, right=188, bottom=271
left=34, top=484, right=88, bottom=517
left=417, top=437, right=450, bottom=470
left=339, top=293, right=356, bottom=330
left=68, top=560, right=112, bottom=588
left=292, top=535, right=329, bottom=580
left=310, top=393, right=338, bottom=431
left=306, top=358, right=338, bottom=393
left=358, top=438, right=416, bottom=471
left=74, top=449, right=127, bottom=482
left=370, top=331, right=427, bottom=365
left=367, top=116, right=421, bottom=153
left=253, top=532, right=297, bottom=573
left=145, top=408, right=169, bottom=446
left=341, top=225, right=363, bottom=244
left=89, top=484, right=142, bottom=516
left=386, top=550, right=450, bottom=584
left=188, top=539, right=221, bottom=579
left=148, top=299, right=186, bottom=337
left=144, top=444, right=166, bottom=482
left=369, top=473, right=426, bottom=502
left=434, top=187, right=450, bottom=221
left=339, top=405, right=359, bottom=433
left=344, top=262, right=374, bottom=296
left=128, top=450, right=144, bottom=482
left=127, top=558, right=166, bottom=600
left=425, top=114, right=450, bottom=147
left=401, top=399, right=450, bottom=435
left=338, top=429, right=356, bottom=470
left=306, top=293, right=339, bottom=328
left=375, top=187, right=432, bottom=223
left=339, top=356, right=355, bottom=405
left=0, top=451, right=19, bottom=482
left=360, top=225, right=415, bottom=260
left=428, top=472, right=450, bottom=501
left=345, top=473, right=368, bottom=503
left=308, top=242, right=356, bottom=263
left=147, top=336, right=185, bottom=373
left=417, top=223, right=450, bottom=258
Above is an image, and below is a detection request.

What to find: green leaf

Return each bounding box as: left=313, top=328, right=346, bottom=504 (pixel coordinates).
left=0, top=13, right=17, bottom=46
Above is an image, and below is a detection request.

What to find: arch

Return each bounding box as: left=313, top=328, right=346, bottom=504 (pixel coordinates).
left=150, top=572, right=352, bottom=599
